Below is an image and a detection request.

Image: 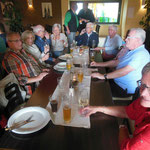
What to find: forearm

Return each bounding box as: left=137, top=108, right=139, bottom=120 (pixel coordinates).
left=95, top=59, right=118, bottom=68
left=27, top=76, right=40, bottom=84
left=95, top=106, right=128, bottom=118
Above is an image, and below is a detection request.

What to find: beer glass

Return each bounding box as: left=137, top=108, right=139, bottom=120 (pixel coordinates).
left=78, top=69, right=84, bottom=83
left=63, top=95, right=71, bottom=123
left=66, top=58, right=72, bottom=71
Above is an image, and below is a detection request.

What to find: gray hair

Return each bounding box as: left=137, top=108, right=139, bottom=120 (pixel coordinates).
left=31, top=25, right=44, bottom=33
left=86, top=22, right=94, bottom=30
left=130, top=28, right=146, bottom=44
left=109, top=25, right=117, bottom=31
left=142, top=62, right=150, bottom=75
left=6, top=32, right=20, bottom=41
left=21, top=30, right=35, bottom=43
left=52, top=24, right=61, bottom=32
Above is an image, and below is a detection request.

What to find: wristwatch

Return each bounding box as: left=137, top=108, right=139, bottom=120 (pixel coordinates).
left=104, top=74, right=107, bottom=81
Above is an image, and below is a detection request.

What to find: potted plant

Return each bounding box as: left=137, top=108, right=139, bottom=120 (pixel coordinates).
left=139, top=0, right=150, bottom=51
left=1, top=0, right=23, bottom=33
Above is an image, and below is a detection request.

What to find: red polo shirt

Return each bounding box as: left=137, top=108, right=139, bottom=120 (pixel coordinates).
left=121, top=98, right=150, bottom=150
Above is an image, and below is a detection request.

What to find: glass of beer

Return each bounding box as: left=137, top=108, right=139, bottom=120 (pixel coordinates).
left=66, top=58, right=72, bottom=71
left=78, top=69, right=84, bottom=83
left=63, top=96, right=71, bottom=123
left=49, top=96, right=58, bottom=113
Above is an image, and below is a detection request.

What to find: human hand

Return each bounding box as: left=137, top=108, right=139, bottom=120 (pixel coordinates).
left=67, top=29, right=70, bottom=35
left=80, top=29, right=86, bottom=35
left=45, top=31, right=50, bottom=39
left=42, top=53, right=49, bottom=61
left=80, top=106, right=98, bottom=117
left=44, top=45, right=50, bottom=53
left=38, top=72, right=48, bottom=81
left=91, top=72, right=104, bottom=79
left=90, top=61, right=98, bottom=67
left=42, top=68, right=50, bottom=72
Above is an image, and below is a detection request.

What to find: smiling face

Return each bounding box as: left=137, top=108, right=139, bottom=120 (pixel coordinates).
left=25, top=34, right=34, bottom=46
left=140, top=72, right=150, bottom=107
left=52, top=26, right=60, bottom=36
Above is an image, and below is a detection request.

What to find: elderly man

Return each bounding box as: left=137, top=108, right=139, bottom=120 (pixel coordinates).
left=95, top=25, right=123, bottom=60
left=91, top=28, right=150, bottom=97
left=32, top=25, right=55, bottom=63
left=75, top=22, right=99, bottom=48
left=82, top=62, right=150, bottom=149
left=64, top=2, right=79, bottom=46
left=2, top=32, right=48, bottom=98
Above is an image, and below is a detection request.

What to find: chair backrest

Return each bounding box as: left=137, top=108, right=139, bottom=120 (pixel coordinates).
left=5, top=82, right=24, bottom=114
left=95, top=24, right=101, bottom=35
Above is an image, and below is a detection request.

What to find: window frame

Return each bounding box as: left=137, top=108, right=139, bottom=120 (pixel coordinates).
left=70, top=0, right=122, bottom=25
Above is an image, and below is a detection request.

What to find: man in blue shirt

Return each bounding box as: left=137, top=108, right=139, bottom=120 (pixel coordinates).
left=75, top=22, right=99, bottom=48
left=90, top=28, right=150, bottom=97
left=32, top=25, right=55, bottom=63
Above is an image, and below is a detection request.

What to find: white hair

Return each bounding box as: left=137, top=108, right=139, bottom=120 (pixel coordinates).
left=86, top=22, right=94, bottom=30
left=52, top=24, right=61, bottom=32
left=130, top=28, right=146, bottom=44
left=109, top=25, right=117, bottom=31
left=31, top=25, right=44, bottom=33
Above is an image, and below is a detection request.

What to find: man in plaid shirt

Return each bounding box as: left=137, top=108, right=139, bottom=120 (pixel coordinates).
left=2, top=32, right=49, bottom=98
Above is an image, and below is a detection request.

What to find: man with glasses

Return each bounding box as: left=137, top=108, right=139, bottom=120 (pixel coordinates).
left=82, top=62, right=150, bottom=149
left=75, top=22, right=99, bottom=48
left=2, top=32, right=49, bottom=98
left=91, top=28, right=150, bottom=97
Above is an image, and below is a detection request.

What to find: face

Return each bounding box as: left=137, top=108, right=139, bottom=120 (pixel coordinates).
left=125, top=30, right=140, bottom=50
left=53, top=27, right=60, bottom=36
left=25, top=34, right=34, bottom=46
left=37, top=27, right=45, bottom=38
left=108, top=27, right=116, bottom=38
left=140, top=72, right=150, bottom=107
left=83, top=3, right=88, bottom=10
left=86, top=24, right=92, bottom=34
left=7, top=34, right=22, bottom=52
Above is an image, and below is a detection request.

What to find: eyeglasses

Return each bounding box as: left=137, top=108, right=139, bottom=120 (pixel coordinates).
left=137, top=80, right=150, bottom=93
left=126, top=36, right=138, bottom=39
left=9, top=39, right=22, bottom=43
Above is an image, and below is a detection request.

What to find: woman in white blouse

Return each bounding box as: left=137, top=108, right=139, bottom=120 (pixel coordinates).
left=51, top=24, right=68, bottom=58
left=22, top=30, right=49, bottom=67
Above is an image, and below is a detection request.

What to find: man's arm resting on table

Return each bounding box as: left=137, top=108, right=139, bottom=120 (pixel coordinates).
left=83, top=106, right=128, bottom=118
left=91, top=65, right=134, bottom=80
left=91, top=59, right=119, bottom=68
left=27, top=72, right=48, bottom=84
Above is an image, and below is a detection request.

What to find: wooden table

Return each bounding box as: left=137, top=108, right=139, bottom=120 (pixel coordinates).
left=0, top=55, right=119, bottom=150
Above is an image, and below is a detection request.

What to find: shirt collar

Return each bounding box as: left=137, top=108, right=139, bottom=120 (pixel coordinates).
left=86, top=32, right=92, bottom=37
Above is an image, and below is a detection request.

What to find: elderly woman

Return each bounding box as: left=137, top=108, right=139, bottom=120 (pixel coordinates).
left=95, top=25, right=123, bottom=60
left=51, top=24, right=68, bottom=58
left=22, top=30, right=50, bottom=67
left=75, top=22, right=99, bottom=48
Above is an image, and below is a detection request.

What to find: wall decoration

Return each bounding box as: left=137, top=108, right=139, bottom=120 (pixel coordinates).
left=41, top=2, right=52, bottom=18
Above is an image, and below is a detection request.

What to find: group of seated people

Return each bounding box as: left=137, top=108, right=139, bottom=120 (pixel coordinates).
left=0, top=20, right=150, bottom=149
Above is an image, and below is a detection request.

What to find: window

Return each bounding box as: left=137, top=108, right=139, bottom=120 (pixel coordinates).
left=74, top=0, right=122, bottom=24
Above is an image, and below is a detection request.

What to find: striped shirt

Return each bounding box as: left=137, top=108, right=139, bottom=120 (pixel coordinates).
left=2, top=48, right=42, bottom=96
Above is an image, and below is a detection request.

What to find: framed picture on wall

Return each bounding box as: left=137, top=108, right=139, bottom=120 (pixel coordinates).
left=41, top=2, right=53, bottom=18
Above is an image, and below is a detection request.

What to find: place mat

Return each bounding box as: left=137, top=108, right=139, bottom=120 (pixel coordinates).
left=46, top=71, right=91, bottom=128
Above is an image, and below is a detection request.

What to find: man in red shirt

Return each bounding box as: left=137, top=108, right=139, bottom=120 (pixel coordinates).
left=82, top=62, right=150, bottom=150
left=2, top=32, right=49, bottom=98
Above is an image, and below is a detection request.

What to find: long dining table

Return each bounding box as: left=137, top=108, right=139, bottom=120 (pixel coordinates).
left=0, top=52, right=120, bottom=150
